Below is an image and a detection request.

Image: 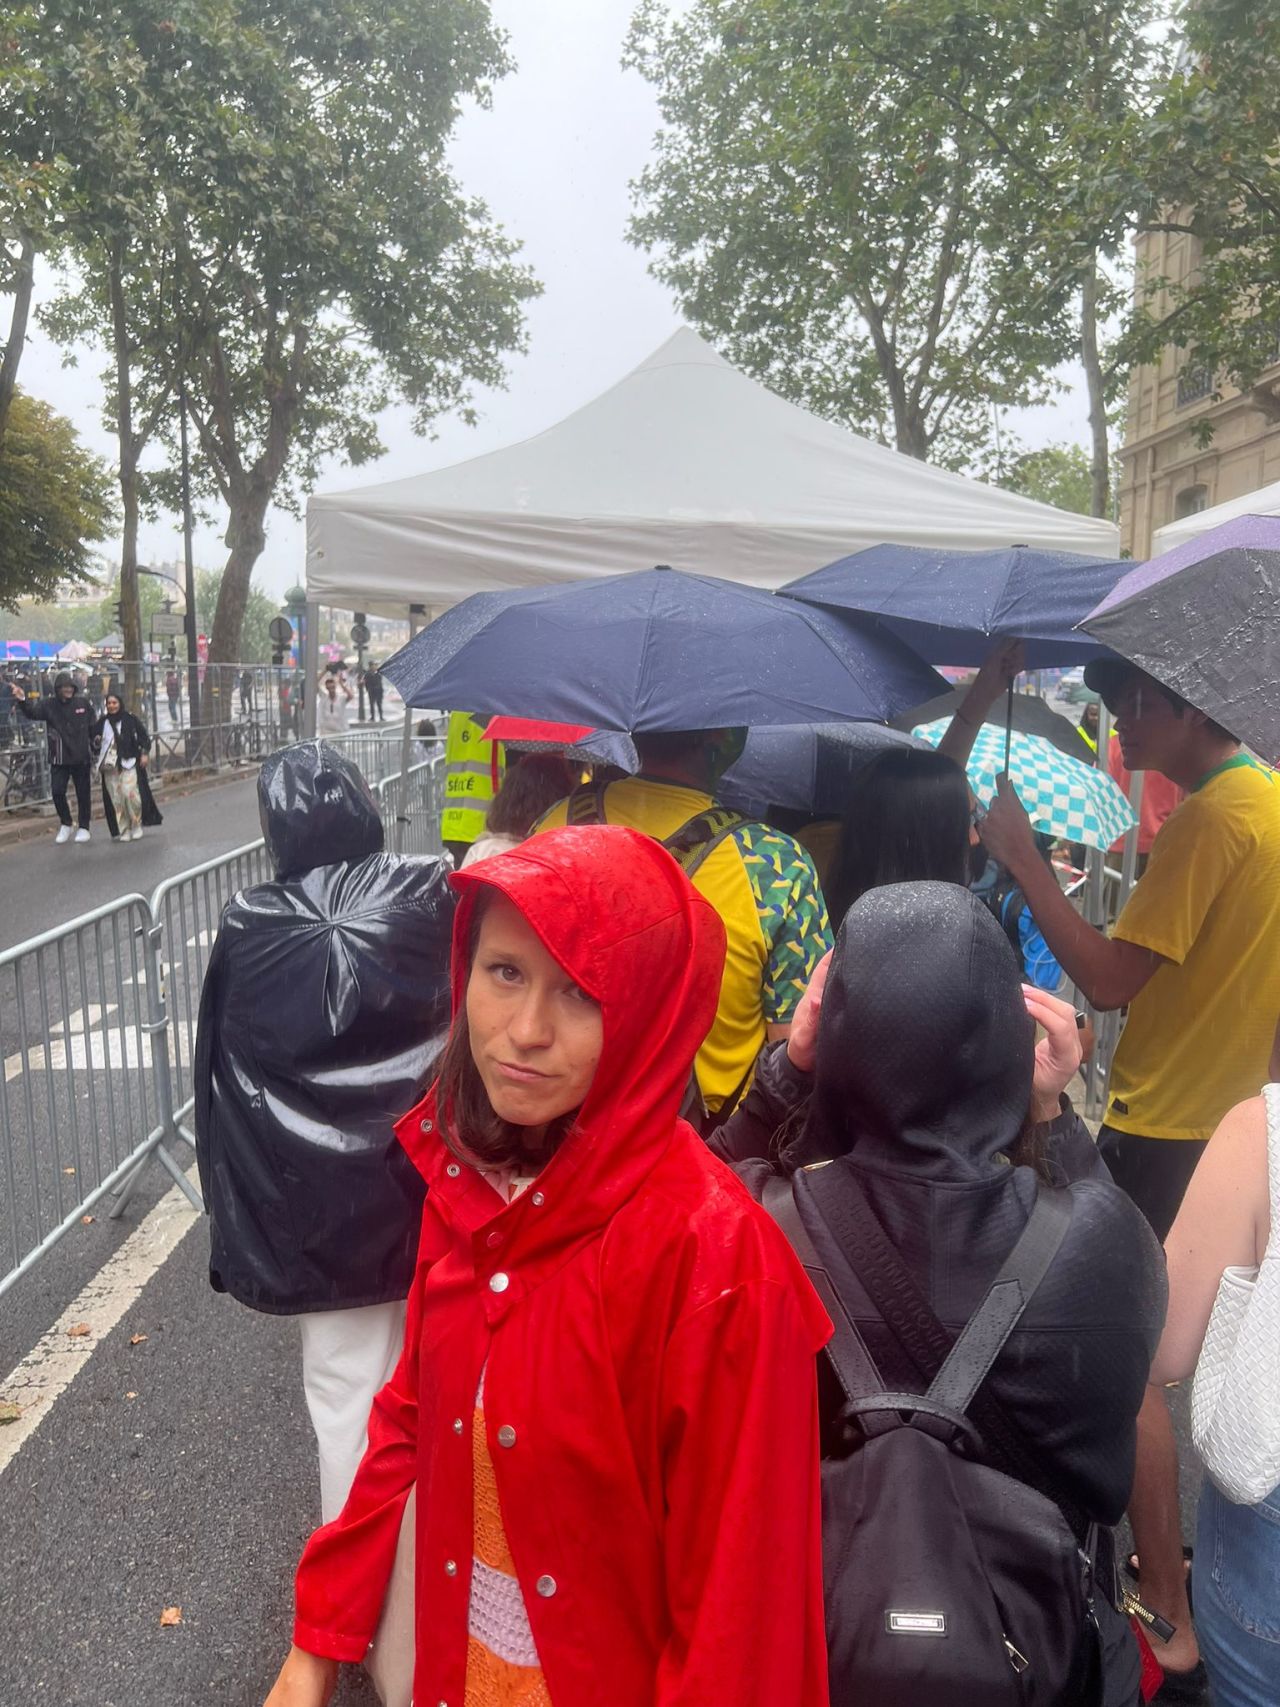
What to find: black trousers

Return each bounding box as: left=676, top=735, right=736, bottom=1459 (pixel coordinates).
left=1097, top=1124, right=1208, bottom=1243
left=367, top=688, right=384, bottom=722
left=51, top=762, right=92, bottom=829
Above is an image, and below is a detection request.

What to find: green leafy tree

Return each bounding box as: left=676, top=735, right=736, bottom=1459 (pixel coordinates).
left=993, top=442, right=1096, bottom=518
left=193, top=568, right=277, bottom=664
left=30, top=0, right=536, bottom=672
left=0, top=390, right=115, bottom=610
left=627, top=0, right=1168, bottom=510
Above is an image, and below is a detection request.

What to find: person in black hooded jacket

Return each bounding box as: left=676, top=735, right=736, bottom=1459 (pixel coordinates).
left=714, top=881, right=1167, bottom=1707
left=194, top=740, right=455, bottom=1524
left=10, top=670, right=95, bottom=841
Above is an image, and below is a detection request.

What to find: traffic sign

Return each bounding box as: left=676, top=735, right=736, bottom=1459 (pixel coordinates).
left=350, top=621, right=370, bottom=646
left=269, top=615, right=294, bottom=645
left=151, top=612, right=186, bottom=636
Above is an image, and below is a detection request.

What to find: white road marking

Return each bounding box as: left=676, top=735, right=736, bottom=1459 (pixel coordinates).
left=3, top=1023, right=192, bottom=1082
left=0, top=1164, right=201, bottom=1478
left=49, top=1002, right=118, bottom=1035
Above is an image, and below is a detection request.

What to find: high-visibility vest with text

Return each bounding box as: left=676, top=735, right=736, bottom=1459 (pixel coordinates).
left=441, top=712, right=504, bottom=845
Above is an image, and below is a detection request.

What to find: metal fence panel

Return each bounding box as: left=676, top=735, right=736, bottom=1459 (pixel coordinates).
left=0, top=895, right=161, bottom=1297
left=0, top=750, right=451, bottom=1296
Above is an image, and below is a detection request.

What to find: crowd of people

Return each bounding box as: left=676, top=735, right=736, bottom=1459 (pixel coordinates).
left=190, top=644, right=1280, bottom=1707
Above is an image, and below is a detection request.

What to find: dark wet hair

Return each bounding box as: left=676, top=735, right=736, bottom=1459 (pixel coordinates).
left=826, top=748, right=972, bottom=926
left=433, top=890, right=578, bottom=1171
left=487, top=753, right=576, bottom=839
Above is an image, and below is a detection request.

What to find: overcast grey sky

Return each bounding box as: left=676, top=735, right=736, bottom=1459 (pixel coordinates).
left=19, top=0, right=1092, bottom=606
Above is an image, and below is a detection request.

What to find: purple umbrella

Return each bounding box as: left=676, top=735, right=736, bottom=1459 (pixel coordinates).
left=1080, top=515, right=1280, bottom=765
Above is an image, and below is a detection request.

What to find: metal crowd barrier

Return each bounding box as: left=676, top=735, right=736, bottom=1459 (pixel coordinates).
left=0, top=757, right=445, bottom=1299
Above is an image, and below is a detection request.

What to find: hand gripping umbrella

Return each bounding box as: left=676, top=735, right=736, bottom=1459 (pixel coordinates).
left=1080, top=514, right=1280, bottom=766
left=382, top=566, right=945, bottom=731
left=913, top=719, right=1136, bottom=850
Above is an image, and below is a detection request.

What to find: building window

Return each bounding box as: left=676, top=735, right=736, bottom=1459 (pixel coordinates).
left=1174, top=484, right=1209, bottom=520
left=1176, top=364, right=1214, bottom=408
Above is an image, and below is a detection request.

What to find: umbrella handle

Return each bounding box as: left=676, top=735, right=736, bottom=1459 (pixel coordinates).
left=1004, top=678, right=1015, bottom=774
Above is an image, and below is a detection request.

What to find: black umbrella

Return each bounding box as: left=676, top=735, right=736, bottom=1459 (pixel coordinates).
left=718, top=722, right=926, bottom=816
left=1081, top=515, right=1280, bottom=765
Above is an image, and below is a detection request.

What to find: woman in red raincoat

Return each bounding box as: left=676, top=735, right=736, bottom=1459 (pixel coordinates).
left=265, top=824, right=831, bottom=1707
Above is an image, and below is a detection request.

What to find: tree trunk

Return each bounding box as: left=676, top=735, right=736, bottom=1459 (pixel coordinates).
left=108, top=251, right=145, bottom=712
left=0, top=236, right=35, bottom=456
left=1080, top=260, right=1111, bottom=521
left=208, top=484, right=270, bottom=665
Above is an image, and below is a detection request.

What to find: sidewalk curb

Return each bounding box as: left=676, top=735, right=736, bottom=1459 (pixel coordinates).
left=0, top=765, right=260, bottom=851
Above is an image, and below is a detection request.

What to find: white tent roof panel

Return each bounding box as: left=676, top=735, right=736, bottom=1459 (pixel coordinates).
left=1152, top=478, right=1280, bottom=556
left=306, top=328, right=1120, bottom=611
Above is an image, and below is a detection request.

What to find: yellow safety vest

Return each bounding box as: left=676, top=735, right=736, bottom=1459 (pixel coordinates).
left=441, top=712, right=504, bottom=845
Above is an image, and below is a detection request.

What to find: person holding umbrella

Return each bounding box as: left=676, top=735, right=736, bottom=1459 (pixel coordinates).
left=981, top=657, right=1280, bottom=1687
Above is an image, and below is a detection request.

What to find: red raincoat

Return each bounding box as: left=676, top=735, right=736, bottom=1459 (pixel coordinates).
left=292, top=825, right=831, bottom=1707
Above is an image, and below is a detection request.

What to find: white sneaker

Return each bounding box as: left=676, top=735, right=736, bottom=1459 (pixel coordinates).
left=130, top=827, right=144, bottom=841
left=55, top=824, right=73, bottom=844
left=74, top=828, right=91, bottom=843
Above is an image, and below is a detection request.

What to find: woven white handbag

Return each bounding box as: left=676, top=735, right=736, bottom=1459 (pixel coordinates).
left=1191, top=1083, right=1280, bottom=1505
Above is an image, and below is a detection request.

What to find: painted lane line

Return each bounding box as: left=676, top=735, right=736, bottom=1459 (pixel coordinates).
left=0, top=1164, right=201, bottom=1479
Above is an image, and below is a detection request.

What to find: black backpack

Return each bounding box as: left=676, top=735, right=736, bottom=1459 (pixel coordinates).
left=765, top=1170, right=1110, bottom=1707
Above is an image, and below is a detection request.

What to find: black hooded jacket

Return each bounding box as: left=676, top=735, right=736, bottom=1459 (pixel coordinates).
left=15, top=673, right=95, bottom=765
left=716, top=882, right=1166, bottom=1526
left=194, top=742, right=455, bottom=1313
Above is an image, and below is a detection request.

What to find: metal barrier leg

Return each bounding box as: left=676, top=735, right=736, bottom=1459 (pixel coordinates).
left=110, top=918, right=206, bottom=1218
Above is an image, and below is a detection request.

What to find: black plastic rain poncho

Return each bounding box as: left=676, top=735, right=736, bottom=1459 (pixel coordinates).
left=194, top=742, right=455, bottom=1313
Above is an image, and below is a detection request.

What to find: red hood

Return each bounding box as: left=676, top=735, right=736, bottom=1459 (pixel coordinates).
left=399, top=825, right=726, bottom=1253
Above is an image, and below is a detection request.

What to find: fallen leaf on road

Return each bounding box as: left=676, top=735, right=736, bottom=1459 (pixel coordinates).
left=0, top=1401, right=21, bottom=1425
left=62, top=1167, right=76, bottom=1176
left=67, top=1323, right=91, bottom=1338
left=81, top=1215, right=95, bottom=1225
left=125, top=1392, right=138, bottom=1401
left=129, top=1333, right=148, bottom=1346
left=159, top=1606, right=182, bottom=1628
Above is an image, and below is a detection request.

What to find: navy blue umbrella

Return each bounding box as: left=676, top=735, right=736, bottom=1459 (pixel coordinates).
left=718, top=722, right=926, bottom=816
left=382, top=567, right=945, bottom=731
left=780, top=543, right=1131, bottom=669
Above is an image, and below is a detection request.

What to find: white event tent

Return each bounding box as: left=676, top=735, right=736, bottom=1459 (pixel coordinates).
left=1152, top=478, right=1280, bottom=555
left=306, top=327, right=1119, bottom=615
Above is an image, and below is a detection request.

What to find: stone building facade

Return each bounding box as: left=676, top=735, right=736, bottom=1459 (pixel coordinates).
left=1118, top=224, right=1280, bottom=556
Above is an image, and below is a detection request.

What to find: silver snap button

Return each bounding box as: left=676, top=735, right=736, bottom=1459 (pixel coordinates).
left=444, top=1559, right=458, bottom=1577
left=531, top=1191, right=545, bottom=1207
left=497, top=1425, right=517, bottom=1449
left=446, top=1163, right=461, bottom=1178
left=536, top=1574, right=557, bottom=1598
left=420, top=1117, right=434, bottom=1133
left=489, top=1271, right=510, bottom=1294
left=453, top=1417, right=464, bottom=1435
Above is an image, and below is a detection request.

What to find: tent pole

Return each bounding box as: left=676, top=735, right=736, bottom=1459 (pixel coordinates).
left=302, top=602, right=321, bottom=739
left=395, top=603, right=427, bottom=854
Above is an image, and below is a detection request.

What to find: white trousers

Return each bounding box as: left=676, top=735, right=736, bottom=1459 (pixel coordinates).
left=299, top=1300, right=407, bottom=1523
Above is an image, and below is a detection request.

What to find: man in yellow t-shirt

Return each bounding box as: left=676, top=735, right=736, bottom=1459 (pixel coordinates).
left=536, top=729, right=832, bottom=1118
left=981, top=658, right=1280, bottom=1674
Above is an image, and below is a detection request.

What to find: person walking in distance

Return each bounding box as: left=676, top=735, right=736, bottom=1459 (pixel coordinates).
left=165, top=666, right=181, bottom=725
left=10, top=672, right=95, bottom=842
left=315, top=672, right=353, bottom=738
left=94, top=691, right=158, bottom=843
left=981, top=658, right=1280, bottom=1687
left=363, top=662, right=385, bottom=723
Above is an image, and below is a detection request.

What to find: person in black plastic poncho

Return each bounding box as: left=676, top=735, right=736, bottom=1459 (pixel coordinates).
left=194, top=741, right=455, bottom=1523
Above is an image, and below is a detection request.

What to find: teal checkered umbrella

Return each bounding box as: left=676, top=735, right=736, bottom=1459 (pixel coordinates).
left=913, top=718, right=1136, bottom=850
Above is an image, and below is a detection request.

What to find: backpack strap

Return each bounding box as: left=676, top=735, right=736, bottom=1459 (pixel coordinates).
left=925, top=1188, right=1072, bottom=1414
left=662, top=805, right=748, bottom=877
left=566, top=782, right=608, bottom=826
left=761, top=1175, right=884, bottom=1406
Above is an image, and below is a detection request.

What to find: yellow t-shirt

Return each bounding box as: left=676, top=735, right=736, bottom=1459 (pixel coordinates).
left=1107, top=758, right=1280, bottom=1140
left=537, top=777, right=831, bottom=1111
